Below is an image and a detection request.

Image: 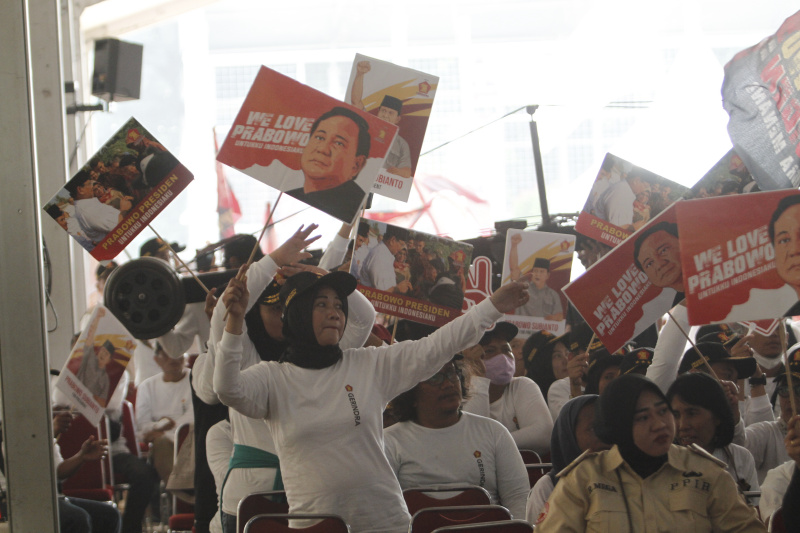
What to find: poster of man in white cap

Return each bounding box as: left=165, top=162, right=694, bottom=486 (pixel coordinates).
left=56, top=306, right=135, bottom=426
left=345, top=54, right=438, bottom=202
left=217, top=66, right=398, bottom=224
left=43, top=118, right=194, bottom=261
left=575, top=153, right=687, bottom=247
left=502, top=229, right=575, bottom=337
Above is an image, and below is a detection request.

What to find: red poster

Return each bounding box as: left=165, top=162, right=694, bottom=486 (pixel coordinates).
left=564, top=204, right=681, bottom=353
left=217, top=66, right=398, bottom=224
left=350, top=219, right=472, bottom=327
left=677, top=190, right=800, bottom=325
left=43, top=118, right=193, bottom=261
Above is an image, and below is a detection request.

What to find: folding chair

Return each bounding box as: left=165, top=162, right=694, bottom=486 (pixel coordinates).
left=524, top=463, right=551, bottom=488
left=432, top=519, right=533, bottom=533
left=60, top=414, right=115, bottom=502
left=403, top=485, right=491, bottom=516
left=768, top=507, right=786, bottom=533
left=409, top=505, right=512, bottom=533
left=243, top=513, right=350, bottom=533
left=517, top=450, right=540, bottom=465
left=167, top=423, right=194, bottom=533
left=237, top=491, right=290, bottom=533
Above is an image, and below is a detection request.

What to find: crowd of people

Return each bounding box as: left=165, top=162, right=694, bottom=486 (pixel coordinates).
left=37, top=215, right=800, bottom=533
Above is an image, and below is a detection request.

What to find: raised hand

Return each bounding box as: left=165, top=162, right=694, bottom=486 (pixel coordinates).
left=269, top=224, right=321, bottom=267
left=489, top=273, right=532, bottom=314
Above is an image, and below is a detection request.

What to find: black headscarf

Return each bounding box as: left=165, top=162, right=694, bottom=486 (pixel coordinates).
left=244, top=281, right=287, bottom=362
left=549, top=395, right=598, bottom=485
left=595, top=374, right=670, bottom=479
left=280, top=286, right=350, bottom=369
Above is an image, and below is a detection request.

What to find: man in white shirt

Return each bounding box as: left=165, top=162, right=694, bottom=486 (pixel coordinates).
left=359, top=224, right=412, bottom=293
left=64, top=171, right=123, bottom=244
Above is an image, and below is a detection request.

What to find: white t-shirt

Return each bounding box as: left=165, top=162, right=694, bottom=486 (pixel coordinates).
left=384, top=412, right=529, bottom=519
left=73, top=197, right=120, bottom=243
left=525, top=473, right=554, bottom=524
left=733, top=417, right=789, bottom=484
left=135, top=371, right=193, bottom=441
left=206, top=420, right=232, bottom=533
left=462, top=376, right=553, bottom=455
left=213, top=298, right=503, bottom=533
left=713, top=444, right=760, bottom=504
left=359, top=242, right=396, bottom=291
left=761, top=460, right=796, bottom=522
left=594, top=180, right=635, bottom=227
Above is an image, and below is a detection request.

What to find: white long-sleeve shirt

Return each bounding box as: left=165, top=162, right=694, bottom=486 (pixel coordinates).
left=732, top=417, right=789, bottom=484
left=135, top=371, right=193, bottom=440
left=384, top=412, right=529, bottom=519
left=213, top=298, right=503, bottom=533
left=462, top=376, right=553, bottom=455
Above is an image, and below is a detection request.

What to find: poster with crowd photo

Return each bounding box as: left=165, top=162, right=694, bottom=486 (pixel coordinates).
left=55, top=306, right=135, bottom=427
left=683, top=149, right=756, bottom=200
left=677, top=189, right=800, bottom=325
left=217, top=66, right=398, bottom=224
left=43, top=118, right=193, bottom=261
left=564, top=203, right=681, bottom=354
left=344, top=54, right=438, bottom=202
left=575, top=153, right=688, bottom=247
left=722, top=9, right=800, bottom=192
left=351, top=219, right=472, bottom=327
left=500, top=229, right=575, bottom=337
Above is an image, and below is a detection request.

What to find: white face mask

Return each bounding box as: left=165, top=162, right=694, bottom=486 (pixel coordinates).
left=484, top=353, right=515, bottom=385
left=754, top=352, right=782, bottom=370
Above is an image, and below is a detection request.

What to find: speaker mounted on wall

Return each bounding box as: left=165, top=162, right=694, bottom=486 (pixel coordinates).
left=91, top=38, right=143, bottom=102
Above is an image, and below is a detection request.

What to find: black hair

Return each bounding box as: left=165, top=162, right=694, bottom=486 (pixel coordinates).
left=666, top=372, right=735, bottom=448
left=769, top=194, right=800, bottom=243
left=390, top=357, right=468, bottom=423
left=310, top=106, right=371, bottom=160
left=224, top=234, right=264, bottom=268
left=383, top=224, right=409, bottom=243
left=64, top=170, right=92, bottom=198
left=46, top=204, right=63, bottom=220
left=357, top=221, right=370, bottom=238
left=522, top=333, right=558, bottom=397
left=633, top=221, right=679, bottom=271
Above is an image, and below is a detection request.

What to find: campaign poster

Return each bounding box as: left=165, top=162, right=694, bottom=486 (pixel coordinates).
left=740, top=319, right=781, bottom=336
left=722, top=9, right=800, bottom=191
left=43, top=118, right=193, bottom=261
left=351, top=219, right=472, bottom=327
left=575, top=153, right=688, bottom=247
left=564, top=203, right=682, bottom=353
left=217, top=66, right=398, bottom=224
left=683, top=149, right=756, bottom=199
left=677, top=189, right=800, bottom=325
left=56, top=306, right=135, bottom=427
left=499, top=229, right=575, bottom=337
left=344, top=54, right=438, bottom=202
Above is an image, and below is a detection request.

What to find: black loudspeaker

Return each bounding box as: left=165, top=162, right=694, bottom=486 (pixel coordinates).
left=91, top=38, right=143, bottom=102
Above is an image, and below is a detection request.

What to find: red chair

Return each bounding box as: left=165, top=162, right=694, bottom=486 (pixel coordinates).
left=59, top=414, right=114, bottom=502
left=119, top=400, right=141, bottom=458
left=525, top=463, right=551, bottom=488
left=167, top=423, right=194, bottom=533
left=768, top=507, right=786, bottom=533
left=432, top=520, right=533, bottom=533
left=243, top=513, right=350, bottom=533
left=403, top=486, right=491, bottom=516
left=517, top=450, right=540, bottom=465
left=409, top=505, right=512, bottom=533
left=237, top=491, right=290, bottom=533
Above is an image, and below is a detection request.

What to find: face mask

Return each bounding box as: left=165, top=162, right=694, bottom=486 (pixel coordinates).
left=754, top=352, right=782, bottom=370
left=484, top=353, right=515, bottom=385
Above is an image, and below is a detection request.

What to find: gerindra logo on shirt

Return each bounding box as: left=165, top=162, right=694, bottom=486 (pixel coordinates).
left=474, top=450, right=486, bottom=486
left=345, top=385, right=360, bottom=427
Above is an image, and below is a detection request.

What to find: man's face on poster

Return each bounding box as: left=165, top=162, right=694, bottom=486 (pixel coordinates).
left=56, top=212, right=69, bottom=231
left=96, top=346, right=111, bottom=369
left=356, top=234, right=368, bottom=250
left=300, top=115, right=366, bottom=192
left=76, top=179, right=97, bottom=200
left=530, top=267, right=550, bottom=289
left=637, top=230, right=683, bottom=292
left=377, top=106, right=401, bottom=125
left=774, top=204, right=800, bottom=291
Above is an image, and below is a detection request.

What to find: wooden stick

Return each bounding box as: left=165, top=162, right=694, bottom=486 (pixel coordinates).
left=778, top=324, right=798, bottom=419
left=391, top=319, right=399, bottom=345
left=149, top=226, right=210, bottom=294
left=223, top=192, right=283, bottom=321
left=570, top=332, right=595, bottom=399
left=666, top=310, right=720, bottom=381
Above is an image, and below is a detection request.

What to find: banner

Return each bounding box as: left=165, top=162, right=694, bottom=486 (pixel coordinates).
left=564, top=204, right=681, bottom=353
left=722, top=9, right=800, bottom=191
left=344, top=54, right=438, bottom=202
left=217, top=66, right=397, bottom=224
left=351, top=219, right=472, bottom=326
left=55, top=306, right=135, bottom=426
left=500, top=229, right=574, bottom=337
left=43, top=118, right=193, bottom=261
left=575, top=153, right=688, bottom=247
left=677, top=189, right=800, bottom=324
left=683, top=149, right=756, bottom=199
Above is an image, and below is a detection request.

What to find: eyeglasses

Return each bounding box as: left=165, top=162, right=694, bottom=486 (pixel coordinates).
left=424, top=368, right=461, bottom=386
left=777, top=383, right=800, bottom=398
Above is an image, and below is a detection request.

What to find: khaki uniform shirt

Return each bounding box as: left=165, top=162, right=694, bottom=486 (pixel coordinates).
left=536, top=444, right=765, bottom=533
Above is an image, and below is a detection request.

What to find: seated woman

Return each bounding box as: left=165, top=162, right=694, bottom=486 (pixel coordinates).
left=462, top=322, right=553, bottom=454
left=384, top=357, right=529, bottom=518
left=666, top=372, right=760, bottom=498
left=214, top=255, right=529, bottom=532
left=536, top=374, right=764, bottom=532
left=525, top=395, right=609, bottom=523
left=520, top=331, right=569, bottom=401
